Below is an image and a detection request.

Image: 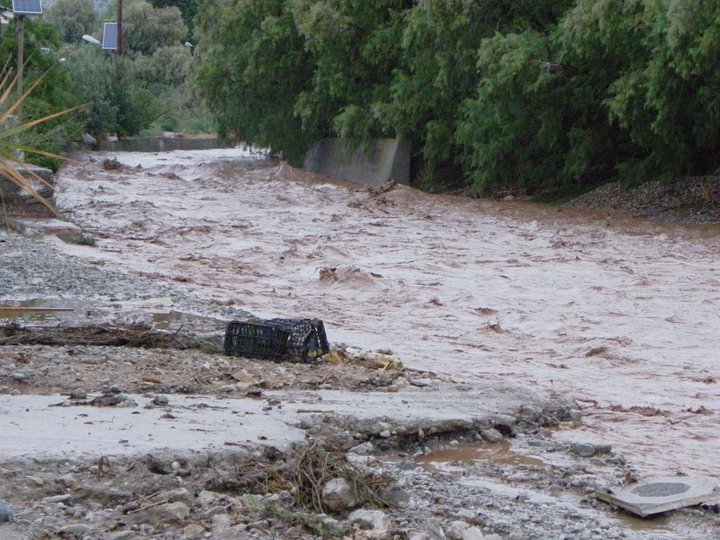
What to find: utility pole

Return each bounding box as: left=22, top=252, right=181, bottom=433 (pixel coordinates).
left=16, top=14, right=24, bottom=117
left=117, top=0, right=123, bottom=56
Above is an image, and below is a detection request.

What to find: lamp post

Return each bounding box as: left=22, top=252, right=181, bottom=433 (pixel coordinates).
left=117, top=0, right=123, bottom=56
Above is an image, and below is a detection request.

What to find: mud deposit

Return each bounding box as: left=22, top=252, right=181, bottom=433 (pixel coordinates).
left=0, top=148, right=718, bottom=539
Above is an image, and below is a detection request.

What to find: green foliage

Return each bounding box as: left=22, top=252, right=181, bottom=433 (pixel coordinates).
left=196, top=0, right=720, bottom=194
left=46, top=0, right=98, bottom=44
left=0, top=19, right=81, bottom=169
left=150, top=0, right=198, bottom=39
left=124, top=0, right=188, bottom=56
left=196, top=0, right=315, bottom=161
left=63, top=45, right=164, bottom=138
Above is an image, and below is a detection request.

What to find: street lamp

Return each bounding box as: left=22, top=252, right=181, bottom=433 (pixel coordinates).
left=82, top=34, right=101, bottom=46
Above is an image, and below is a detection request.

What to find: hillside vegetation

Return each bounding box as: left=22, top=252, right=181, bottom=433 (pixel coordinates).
left=195, top=0, right=720, bottom=197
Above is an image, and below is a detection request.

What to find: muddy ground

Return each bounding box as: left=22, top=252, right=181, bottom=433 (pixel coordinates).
left=1, top=149, right=719, bottom=539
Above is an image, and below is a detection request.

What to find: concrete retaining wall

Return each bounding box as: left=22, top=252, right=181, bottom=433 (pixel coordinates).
left=303, top=138, right=410, bottom=186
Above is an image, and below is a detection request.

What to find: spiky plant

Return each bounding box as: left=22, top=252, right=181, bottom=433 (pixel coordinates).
left=0, top=59, right=82, bottom=220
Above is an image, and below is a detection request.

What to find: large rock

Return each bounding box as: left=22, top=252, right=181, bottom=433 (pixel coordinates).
left=322, top=478, right=359, bottom=512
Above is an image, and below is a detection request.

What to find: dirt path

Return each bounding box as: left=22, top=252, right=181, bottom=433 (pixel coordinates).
left=47, top=150, right=720, bottom=483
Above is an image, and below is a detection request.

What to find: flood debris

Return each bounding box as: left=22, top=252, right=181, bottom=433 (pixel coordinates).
left=223, top=318, right=330, bottom=362
left=0, top=323, right=221, bottom=353
left=596, top=475, right=719, bottom=517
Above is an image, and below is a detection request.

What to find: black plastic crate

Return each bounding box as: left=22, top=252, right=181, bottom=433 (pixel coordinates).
left=223, top=321, right=290, bottom=359
left=267, top=318, right=330, bottom=361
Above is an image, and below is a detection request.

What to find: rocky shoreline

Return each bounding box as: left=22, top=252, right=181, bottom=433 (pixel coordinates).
left=566, top=176, right=720, bottom=225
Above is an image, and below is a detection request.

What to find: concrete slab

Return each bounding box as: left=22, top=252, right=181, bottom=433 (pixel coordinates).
left=0, top=383, right=564, bottom=461
left=5, top=218, right=80, bottom=238
left=303, top=138, right=410, bottom=186
left=597, top=476, right=719, bottom=517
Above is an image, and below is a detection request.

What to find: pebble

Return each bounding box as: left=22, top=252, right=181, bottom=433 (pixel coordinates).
left=349, top=441, right=374, bottom=455
left=69, top=389, right=87, bottom=400
left=43, top=494, right=73, bottom=504
left=379, top=430, right=392, bottom=439
left=348, top=509, right=391, bottom=531
left=322, top=477, right=358, bottom=512
left=573, top=443, right=597, bottom=457
left=527, top=438, right=543, bottom=447
left=11, top=372, right=26, bottom=381
left=480, top=429, right=503, bottom=443
left=59, top=523, right=92, bottom=535
left=108, top=531, right=135, bottom=540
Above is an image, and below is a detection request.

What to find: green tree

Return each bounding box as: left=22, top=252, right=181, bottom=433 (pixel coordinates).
left=46, top=0, right=98, bottom=44
left=149, top=0, right=197, bottom=39
left=196, top=0, right=315, bottom=161
left=123, top=0, right=188, bottom=56
left=0, top=18, right=81, bottom=169
left=63, top=44, right=164, bottom=138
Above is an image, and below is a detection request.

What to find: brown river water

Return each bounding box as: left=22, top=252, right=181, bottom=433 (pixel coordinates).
left=51, top=149, right=719, bottom=482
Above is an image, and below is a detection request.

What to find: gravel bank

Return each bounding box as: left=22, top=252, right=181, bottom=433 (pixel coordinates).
left=567, top=177, right=720, bottom=224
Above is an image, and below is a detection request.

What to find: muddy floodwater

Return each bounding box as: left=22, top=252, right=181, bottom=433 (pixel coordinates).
left=51, top=149, right=719, bottom=481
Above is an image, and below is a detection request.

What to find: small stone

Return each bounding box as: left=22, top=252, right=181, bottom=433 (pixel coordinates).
left=230, top=370, right=258, bottom=385
left=151, top=395, right=169, bottom=406
left=108, top=532, right=136, bottom=540
left=322, top=478, right=359, bottom=512
left=573, top=443, right=596, bottom=457
left=423, top=518, right=446, bottom=539
left=348, top=509, right=391, bottom=531
left=0, top=500, right=13, bottom=523
left=410, top=378, right=433, bottom=387
left=212, top=514, right=232, bottom=530
left=26, top=475, right=45, bottom=486
left=379, top=430, right=392, bottom=439
left=380, top=485, right=411, bottom=505
left=527, top=439, right=543, bottom=447
left=130, top=502, right=189, bottom=526
left=11, top=372, right=26, bottom=381
left=480, top=429, right=503, bottom=443
left=183, top=523, right=206, bottom=538
left=462, top=527, right=484, bottom=540
left=349, top=442, right=374, bottom=455
left=43, top=494, right=73, bottom=504
left=59, top=523, right=92, bottom=535
left=148, top=488, right=193, bottom=505
left=446, top=520, right=470, bottom=540
left=69, top=389, right=87, bottom=400
left=57, top=474, right=77, bottom=488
